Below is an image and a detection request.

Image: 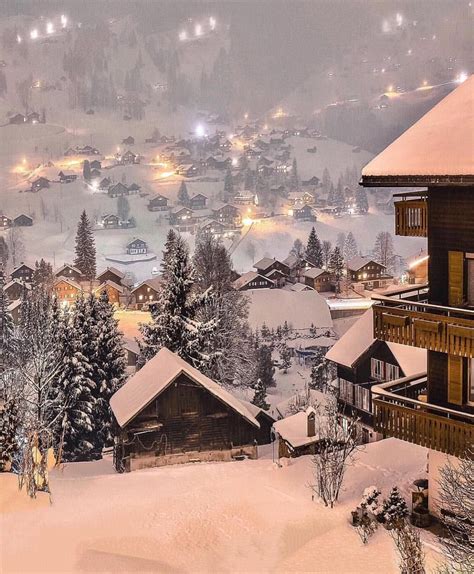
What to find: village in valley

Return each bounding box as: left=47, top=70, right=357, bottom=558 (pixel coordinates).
left=0, top=3, right=473, bottom=574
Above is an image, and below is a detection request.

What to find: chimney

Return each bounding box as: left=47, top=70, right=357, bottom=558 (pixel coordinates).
left=307, top=409, right=316, bottom=437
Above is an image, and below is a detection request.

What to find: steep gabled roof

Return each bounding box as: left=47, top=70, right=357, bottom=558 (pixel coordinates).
left=97, top=266, right=125, bottom=280
left=95, top=280, right=124, bottom=294
left=110, top=347, right=260, bottom=428
left=347, top=256, right=382, bottom=271
left=55, top=263, right=82, bottom=276
left=304, top=267, right=327, bottom=279
left=362, top=76, right=474, bottom=186
left=232, top=271, right=274, bottom=290
left=254, top=257, right=279, bottom=271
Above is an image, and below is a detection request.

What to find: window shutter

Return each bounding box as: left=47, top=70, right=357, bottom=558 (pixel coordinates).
left=448, top=251, right=464, bottom=307
left=448, top=354, right=463, bottom=405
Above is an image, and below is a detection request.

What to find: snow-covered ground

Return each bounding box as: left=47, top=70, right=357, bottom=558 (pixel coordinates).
left=1, top=438, right=443, bottom=573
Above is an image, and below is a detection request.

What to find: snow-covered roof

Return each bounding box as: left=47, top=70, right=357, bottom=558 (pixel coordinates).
left=285, top=282, right=313, bottom=292
left=123, top=337, right=140, bottom=356
left=347, top=256, right=380, bottom=271
left=95, top=280, right=124, bottom=294
left=97, top=266, right=125, bottom=280
left=4, top=279, right=31, bottom=291
left=304, top=268, right=326, bottom=279
left=362, top=76, right=474, bottom=185
left=246, top=289, right=333, bottom=331
left=55, top=263, right=82, bottom=276
left=326, top=309, right=426, bottom=375
left=232, top=271, right=274, bottom=290
left=54, top=277, right=83, bottom=290
left=131, top=277, right=163, bottom=293
left=254, top=257, right=279, bottom=271
left=110, top=347, right=260, bottom=428
left=238, top=399, right=275, bottom=421
left=273, top=407, right=320, bottom=448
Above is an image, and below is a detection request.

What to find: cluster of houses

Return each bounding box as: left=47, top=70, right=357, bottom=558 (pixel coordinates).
left=0, top=213, right=34, bottom=229
left=8, top=111, right=43, bottom=125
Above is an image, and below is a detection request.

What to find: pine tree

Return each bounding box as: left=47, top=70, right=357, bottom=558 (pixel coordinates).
left=306, top=227, right=323, bottom=267
left=334, top=182, right=345, bottom=211
left=0, top=272, right=15, bottom=372
left=329, top=247, right=344, bottom=293
left=322, top=240, right=332, bottom=269
left=256, top=345, right=275, bottom=388
left=279, top=343, right=292, bottom=373
left=0, top=236, right=8, bottom=270
left=83, top=159, right=91, bottom=181
left=224, top=167, right=234, bottom=198
left=32, top=258, right=53, bottom=290
left=117, top=195, right=130, bottom=221
left=356, top=187, right=369, bottom=213
left=177, top=181, right=189, bottom=205
left=291, top=158, right=299, bottom=188
left=343, top=232, right=358, bottom=263
left=252, top=378, right=269, bottom=410
left=74, top=210, right=96, bottom=280
left=327, top=182, right=335, bottom=206
left=382, top=487, right=409, bottom=529
left=322, top=167, right=331, bottom=193
left=0, top=394, right=20, bottom=471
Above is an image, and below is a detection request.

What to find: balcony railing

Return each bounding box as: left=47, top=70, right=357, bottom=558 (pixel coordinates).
left=372, top=374, right=474, bottom=457
left=394, top=193, right=427, bottom=237
left=373, top=296, right=474, bottom=358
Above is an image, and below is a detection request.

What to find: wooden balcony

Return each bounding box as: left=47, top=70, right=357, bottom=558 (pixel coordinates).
left=372, top=376, right=474, bottom=457
left=394, top=193, right=427, bottom=237
left=373, top=298, right=474, bottom=358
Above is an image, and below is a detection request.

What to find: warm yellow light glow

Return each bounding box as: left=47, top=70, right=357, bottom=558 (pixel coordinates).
left=160, top=171, right=174, bottom=179
left=408, top=255, right=429, bottom=269
left=242, top=217, right=253, bottom=226
left=287, top=209, right=294, bottom=216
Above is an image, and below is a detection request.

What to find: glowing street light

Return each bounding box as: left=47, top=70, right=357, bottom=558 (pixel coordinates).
left=195, top=123, right=205, bottom=138
left=30, top=29, right=38, bottom=40
left=456, top=71, right=468, bottom=83
left=396, top=13, right=403, bottom=27
left=17, top=34, right=22, bottom=44
left=195, top=23, right=202, bottom=37
left=387, top=85, right=394, bottom=93
left=179, top=30, right=187, bottom=41
left=244, top=112, right=249, bottom=120
left=46, top=22, right=54, bottom=35
left=61, top=15, right=68, bottom=28
left=209, top=16, right=216, bottom=31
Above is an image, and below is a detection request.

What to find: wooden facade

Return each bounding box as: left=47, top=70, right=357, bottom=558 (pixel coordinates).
left=394, top=194, right=428, bottom=237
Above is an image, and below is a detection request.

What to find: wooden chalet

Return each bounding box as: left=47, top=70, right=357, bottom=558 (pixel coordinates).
left=4, top=279, right=31, bottom=301
left=212, top=203, right=241, bottom=227
left=304, top=268, right=332, bottom=292
left=232, top=271, right=275, bottom=291
left=94, top=280, right=124, bottom=305
left=273, top=408, right=321, bottom=458
left=90, top=160, right=102, bottom=170
left=127, top=183, right=141, bottom=195
left=360, top=76, right=474, bottom=514
left=58, top=171, right=78, bottom=183
left=108, top=182, right=129, bottom=198
left=199, top=219, right=227, bottom=237
left=102, top=214, right=120, bottom=228
left=131, top=277, right=162, bottom=309
left=126, top=238, right=147, bottom=255
left=11, top=263, right=34, bottom=283
left=254, top=257, right=290, bottom=279
left=347, top=256, right=392, bottom=289
left=55, top=263, right=83, bottom=283
left=0, top=215, right=12, bottom=228
left=189, top=193, right=208, bottom=210
left=293, top=204, right=315, bottom=221
left=53, top=278, right=83, bottom=305
left=122, top=136, right=135, bottom=145
left=99, top=177, right=112, bottom=191
left=118, top=150, right=139, bottom=165
left=97, top=267, right=126, bottom=286
left=238, top=400, right=275, bottom=445
left=9, top=113, right=26, bottom=124
left=31, top=177, right=50, bottom=192
left=147, top=194, right=169, bottom=212
left=110, top=348, right=260, bottom=472
left=282, top=254, right=315, bottom=283
left=169, top=206, right=195, bottom=230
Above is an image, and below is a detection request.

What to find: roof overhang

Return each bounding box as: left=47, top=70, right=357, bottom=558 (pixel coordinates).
left=360, top=175, right=474, bottom=188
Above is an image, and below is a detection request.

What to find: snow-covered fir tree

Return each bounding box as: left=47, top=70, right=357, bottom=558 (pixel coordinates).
left=306, top=226, right=323, bottom=267
left=356, top=187, right=369, bottom=213
left=252, top=378, right=269, bottom=411
left=256, top=345, right=275, bottom=388
left=329, top=247, right=345, bottom=292
left=279, top=343, right=292, bottom=373
left=32, top=258, right=54, bottom=290
left=0, top=393, right=20, bottom=471
left=291, top=157, right=299, bottom=188
left=177, top=181, right=189, bottom=205
left=139, top=230, right=215, bottom=372
left=74, top=210, right=96, bottom=280
left=0, top=272, right=15, bottom=372
left=381, top=486, right=409, bottom=528
left=322, top=240, right=332, bottom=269
left=343, top=232, right=358, bottom=263
left=224, top=167, right=234, bottom=198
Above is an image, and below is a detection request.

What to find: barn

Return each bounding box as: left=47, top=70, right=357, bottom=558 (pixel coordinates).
left=110, top=348, right=260, bottom=472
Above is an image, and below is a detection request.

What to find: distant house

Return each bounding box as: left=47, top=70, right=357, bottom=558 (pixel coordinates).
left=9, top=113, right=26, bottom=124
left=131, top=277, right=162, bottom=309
left=122, top=136, right=135, bottom=145
left=273, top=408, right=321, bottom=458
left=206, top=156, right=231, bottom=170
left=26, top=112, right=40, bottom=124
left=4, top=279, right=31, bottom=301
left=147, top=194, right=169, bottom=212
left=177, top=164, right=198, bottom=178
left=304, top=268, right=332, bottom=292
left=108, top=182, right=129, bottom=198
left=282, top=254, right=315, bottom=282
left=13, top=214, right=33, bottom=227
left=97, top=267, right=126, bottom=286
left=31, top=177, right=50, bottom=192
left=94, top=280, right=124, bottom=305
left=0, top=215, right=12, bottom=228
left=302, top=176, right=320, bottom=187
left=189, top=193, right=208, bottom=210
left=293, top=204, right=315, bottom=221
left=347, top=257, right=392, bottom=289
left=90, top=168, right=101, bottom=179
left=127, top=183, right=141, bottom=195
left=288, top=191, right=314, bottom=206
left=110, top=348, right=260, bottom=472
left=254, top=257, right=291, bottom=279
left=123, top=337, right=140, bottom=372
left=77, top=145, right=100, bottom=156
left=99, top=177, right=112, bottom=191
left=58, top=171, right=77, bottom=183
left=55, top=263, right=83, bottom=283
left=53, top=278, right=83, bottom=305
left=89, top=160, right=102, bottom=170
left=326, top=310, right=426, bottom=443
left=199, top=219, right=227, bottom=237
left=102, top=214, right=120, bottom=228
left=233, top=192, right=255, bottom=205
left=232, top=271, right=275, bottom=291
left=11, top=263, right=34, bottom=283
left=118, top=150, right=139, bottom=165
left=212, top=203, right=241, bottom=227
left=126, top=238, right=147, bottom=255
left=169, top=206, right=194, bottom=228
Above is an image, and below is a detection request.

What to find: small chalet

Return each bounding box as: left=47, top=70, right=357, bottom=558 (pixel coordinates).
left=189, top=193, right=208, bottom=210
left=4, top=279, right=31, bottom=301
left=97, top=267, right=126, bottom=286
left=123, top=338, right=140, bottom=372
left=232, top=271, right=275, bottom=291
left=199, top=219, right=227, bottom=237
left=177, top=164, right=198, bottom=178
left=238, top=400, right=275, bottom=445
left=302, top=176, right=320, bottom=187
left=31, top=177, right=50, bottom=192
left=58, top=171, right=77, bottom=183
left=127, top=183, right=141, bottom=195
left=110, top=348, right=260, bottom=472
left=293, top=204, right=315, bottom=221
left=147, top=194, right=169, bottom=211
left=126, top=238, right=147, bottom=255
left=90, top=160, right=102, bottom=170
left=169, top=206, right=194, bottom=228
left=131, top=277, right=162, bottom=309
left=26, top=112, right=40, bottom=124
left=9, top=113, right=26, bottom=124
left=266, top=268, right=287, bottom=288
left=99, top=177, right=112, bottom=191
left=102, top=214, right=120, bottom=228
left=233, top=192, right=255, bottom=205
left=206, top=156, right=231, bottom=170
left=53, top=278, right=83, bottom=305
left=304, top=268, right=332, bottom=292
left=118, top=150, right=139, bottom=165
left=273, top=407, right=321, bottom=458
left=122, top=136, right=135, bottom=145
left=326, top=310, right=427, bottom=443
left=94, top=280, right=124, bottom=305
left=282, top=254, right=315, bottom=282
left=288, top=191, right=314, bottom=206
left=108, top=182, right=129, bottom=198
left=55, top=263, right=83, bottom=283
left=0, top=215, right=12, bottom=228
left=254, top=257, right=290, bottom=279
left=212, top=203, right=241, bottom=227
left=347, top=256, right=392, bottom=289
left=11, top=263, right=34, bottom=284
left=90, top=168, right=101, bottom=179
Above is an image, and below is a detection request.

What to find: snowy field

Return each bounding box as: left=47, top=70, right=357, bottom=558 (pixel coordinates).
left=1, top=439, right=443, bottom=573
